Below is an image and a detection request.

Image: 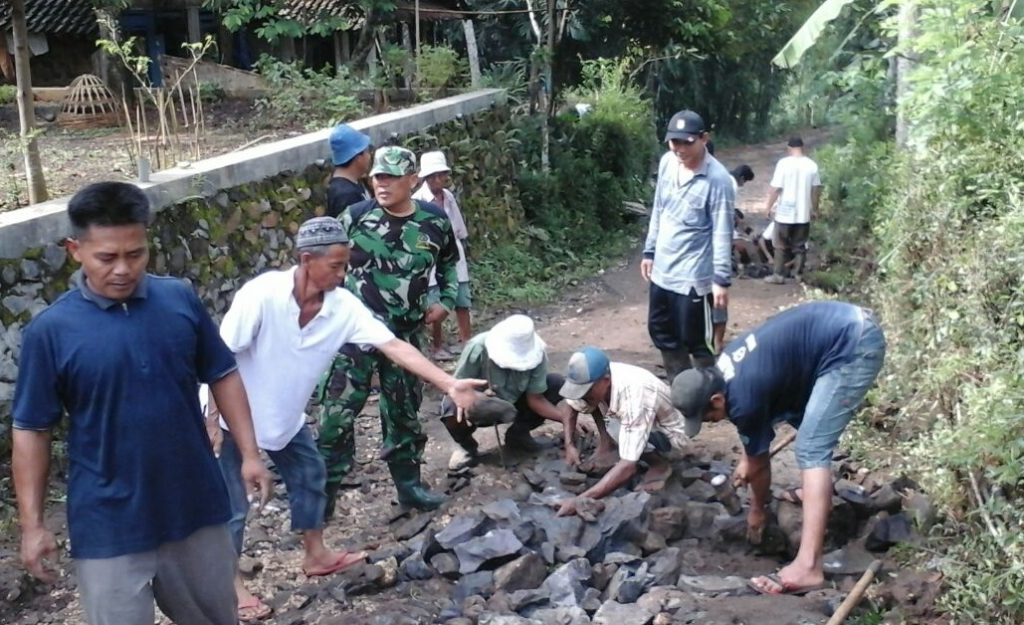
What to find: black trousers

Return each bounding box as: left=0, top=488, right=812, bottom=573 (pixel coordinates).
left=441, top=373, right=566, bottom=451
left=647, top=283, right=714, bottom=359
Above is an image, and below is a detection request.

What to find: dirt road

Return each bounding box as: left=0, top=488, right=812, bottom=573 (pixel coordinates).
left=0, top=134, right=841, bottom=625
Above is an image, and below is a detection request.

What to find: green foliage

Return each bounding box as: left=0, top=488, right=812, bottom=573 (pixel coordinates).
left=252, top=56, right=368, bottom=129
left=769, top=0, right=891, bottom=134
left=380, top=44, right=413, bottom=87
left=404, top=60, right=655, bottom=307
left=806, top=0, right=1024, bottom=620
left=203, top=0, right=358, bottom=42
left=0, top=128, right=26, bottom=211
left=198, top=82, right=227, bottom=104
left=416, top=44, right=468, bottom=90
left=0, top=85, right=16, bottom=105
left=480, top=59, right=529, bottom=110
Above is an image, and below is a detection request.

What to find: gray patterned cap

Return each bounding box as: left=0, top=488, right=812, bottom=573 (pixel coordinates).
left=370, top=146, right=416, bottom=176
left=296, top=217, right=348, bottom=249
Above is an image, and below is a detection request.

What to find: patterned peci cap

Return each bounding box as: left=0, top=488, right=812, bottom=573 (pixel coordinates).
left=296, top=216, right=348, bottom=249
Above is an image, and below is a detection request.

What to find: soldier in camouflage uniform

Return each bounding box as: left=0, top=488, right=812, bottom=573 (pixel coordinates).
left=318, top=146, right=461, bottom=513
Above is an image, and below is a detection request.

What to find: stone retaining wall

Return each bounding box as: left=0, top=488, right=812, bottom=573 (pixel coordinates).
left=0, top=89, right=506, bottom=436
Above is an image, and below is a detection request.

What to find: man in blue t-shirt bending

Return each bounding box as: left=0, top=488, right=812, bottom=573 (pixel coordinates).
left=12, top=182, right=273, bottom=625
left=671, top=300, right=886, bottom=596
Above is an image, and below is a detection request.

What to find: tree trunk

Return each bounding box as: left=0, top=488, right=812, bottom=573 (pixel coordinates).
left=11, top=0, right=47, bottom=204
left=463, top=20, right=481, bottom=88
left=349, top=7, right=378, bottom=68
left=540, top=0, right=557, bottom=173
left=895, top=0, right=918, bottom=149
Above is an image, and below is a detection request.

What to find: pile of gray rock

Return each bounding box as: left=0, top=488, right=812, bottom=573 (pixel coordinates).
left=259, top=451, right=933, bottom=625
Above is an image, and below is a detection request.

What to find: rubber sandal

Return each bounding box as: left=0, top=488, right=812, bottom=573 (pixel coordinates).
left=748, top=573, right=827, bottom=596
left=302, top=550, right=367, bottom=577
left=776, top=486, right=804, bottom=505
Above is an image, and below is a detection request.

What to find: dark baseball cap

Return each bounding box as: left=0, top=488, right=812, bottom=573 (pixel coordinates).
left=670, top=367, right=726, bottom=438
left=787, top=136, right=804, bottom=148
left=664, top=110, right=706, bottom=142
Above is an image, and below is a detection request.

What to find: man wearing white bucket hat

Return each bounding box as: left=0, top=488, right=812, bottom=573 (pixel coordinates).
left=413, top=150, right=473, bottom=360
left=440, top=315, right=567, bottom=470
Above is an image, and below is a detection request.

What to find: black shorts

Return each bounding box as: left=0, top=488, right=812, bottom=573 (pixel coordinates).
left=647, top=283, right=714, bottom=358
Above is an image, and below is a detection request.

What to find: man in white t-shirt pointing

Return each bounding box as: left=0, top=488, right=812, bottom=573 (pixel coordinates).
left=208, top=217, right=484, bottom=620
left=764, top=136, right=822, bottom=284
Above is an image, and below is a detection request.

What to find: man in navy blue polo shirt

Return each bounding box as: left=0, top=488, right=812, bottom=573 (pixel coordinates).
left=671, top=301, right=886, bottom=596
left=12, top=182, right=272, bottom=625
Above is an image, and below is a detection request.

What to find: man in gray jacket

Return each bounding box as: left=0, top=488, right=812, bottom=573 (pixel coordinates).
left=640, top=109, right=734, bottom=380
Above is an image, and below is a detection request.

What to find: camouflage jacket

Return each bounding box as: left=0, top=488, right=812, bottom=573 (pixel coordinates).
left=341, top=198, right=459, bottom=332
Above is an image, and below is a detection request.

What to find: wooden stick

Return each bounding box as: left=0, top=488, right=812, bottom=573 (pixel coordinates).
left=494, top=423, right=506, bottom=469
left=825, top=560, right=882, bottom=625
left=769, top=430, right=798, bottom=458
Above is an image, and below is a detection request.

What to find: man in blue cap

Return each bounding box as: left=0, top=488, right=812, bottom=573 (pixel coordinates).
left=326, top=124, right=372, bottom=218
left=555, top=347, right=691, bottom=516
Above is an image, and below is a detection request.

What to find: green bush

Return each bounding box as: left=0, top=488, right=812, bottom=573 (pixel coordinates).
left=416, top=44, right=467, bottom=90
left=0, top=84, right=15, bottom=105
left=808, top=1, right=1024, bottom=620
left=198, top=82, right=226, bottom=104
left=404, top=57, right=654, bottom=308
left=252, top=55, right=368, bottom=130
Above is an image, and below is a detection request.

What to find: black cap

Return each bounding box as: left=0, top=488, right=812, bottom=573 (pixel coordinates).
left=670, top=368, right=726, bottom=438
left=787, top=136, right=804, bottom=148
left=664, top=110, right=706, bottom=142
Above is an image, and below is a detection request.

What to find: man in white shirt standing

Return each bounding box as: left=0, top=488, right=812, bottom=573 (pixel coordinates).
left=413, top=151, right=472, bottom=360
left=554, top=347, right=690, bottom=517
left=210, top=217, right=483, bottom=621
left=763, top=136, right=822, bottom=284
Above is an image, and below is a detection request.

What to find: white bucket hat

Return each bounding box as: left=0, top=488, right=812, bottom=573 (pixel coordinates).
left=418, top=151, right=451, bottom=179
left=484, top=314, right=546, bottom=371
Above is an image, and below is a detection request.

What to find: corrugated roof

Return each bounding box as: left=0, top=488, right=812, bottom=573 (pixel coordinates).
left=279, top=0, right=362, bottom=27
left=281, top=0, right=463, bottom=26
left=0, top=0, right=99, bottom=36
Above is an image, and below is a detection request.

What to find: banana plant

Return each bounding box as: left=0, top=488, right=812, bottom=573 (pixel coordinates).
left=772, top=0, right=861, bottom=68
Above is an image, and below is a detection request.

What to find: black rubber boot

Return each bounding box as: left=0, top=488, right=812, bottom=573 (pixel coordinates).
left=441, top=415, right=479, bottom=455
left=388, top=462, right=447, bottom=510
left=691, top=354, right=717, bottom=369
left=660, top=349, right=691, bottom=383
left=504, top=421, right=543, bottom=452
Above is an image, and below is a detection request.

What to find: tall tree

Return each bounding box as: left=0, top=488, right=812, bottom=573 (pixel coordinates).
left=11, top=0, right=47, bottom=204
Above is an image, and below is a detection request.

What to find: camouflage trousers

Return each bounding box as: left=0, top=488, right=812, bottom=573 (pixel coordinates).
left=316, top=331, right=427, bottom=490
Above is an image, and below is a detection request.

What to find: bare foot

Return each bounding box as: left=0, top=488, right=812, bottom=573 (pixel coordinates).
left=749, top=562, right=825, bottom=595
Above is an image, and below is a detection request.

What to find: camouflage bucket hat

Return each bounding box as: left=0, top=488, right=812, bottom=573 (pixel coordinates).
left=370, top=146, right=416, bottom=176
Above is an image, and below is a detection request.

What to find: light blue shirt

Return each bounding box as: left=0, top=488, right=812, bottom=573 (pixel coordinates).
left=644, top=150, right=735, bottom=295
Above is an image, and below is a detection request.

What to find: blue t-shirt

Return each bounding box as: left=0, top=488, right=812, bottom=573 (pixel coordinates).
left=13, top=274, right=236, bottom=559
left=717, top=301, right=864, bottom=456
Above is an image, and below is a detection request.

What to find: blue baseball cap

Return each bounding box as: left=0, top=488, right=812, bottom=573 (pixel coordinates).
left=559, top=346, right=611, bottom=400
left=329, top=124, right=371, bottom=166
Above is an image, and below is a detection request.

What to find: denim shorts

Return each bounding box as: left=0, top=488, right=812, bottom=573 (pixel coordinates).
left=219, top=425, right=327, bottom=554
left=793, top=308, right=886, bottom=470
